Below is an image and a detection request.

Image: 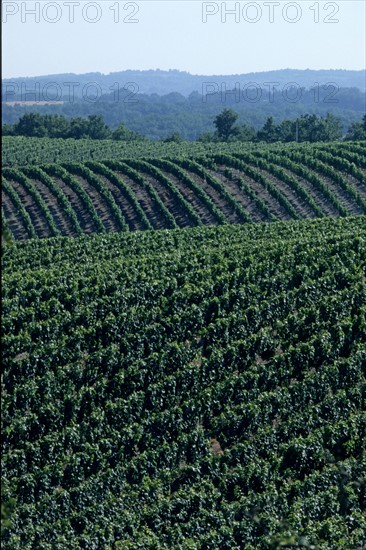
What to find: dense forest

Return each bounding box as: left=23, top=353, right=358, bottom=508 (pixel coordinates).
left=3, top=83, right=365, bottom=140
left=3, top=111, right=366, bottom=143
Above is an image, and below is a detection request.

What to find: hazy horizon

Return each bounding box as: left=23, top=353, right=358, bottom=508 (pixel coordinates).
left=4, top=67, right=366, bottom=81
left=3, top=1, right=365, bottom=79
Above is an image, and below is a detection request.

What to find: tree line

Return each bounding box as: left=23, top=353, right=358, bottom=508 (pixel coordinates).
left=2, top=110, right=366, bottom=143
left=208, top=109, right=366, bottom=143
left=2, top=114, right=145, bottom=141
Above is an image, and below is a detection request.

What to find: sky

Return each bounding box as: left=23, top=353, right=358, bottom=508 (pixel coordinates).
left=2, top=0, right=366, bottom=78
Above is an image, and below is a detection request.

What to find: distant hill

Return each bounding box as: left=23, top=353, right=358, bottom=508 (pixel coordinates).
left=3, top=68, right=366, bottom=100
left=3, top=69, right=365, bottom=140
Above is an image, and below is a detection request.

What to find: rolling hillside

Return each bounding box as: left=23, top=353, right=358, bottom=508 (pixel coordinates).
left=4, top=69, right=366, bottom=98
left=2, top=215, right=366, bottom=548
left=2, top=141, right=366, bottom=240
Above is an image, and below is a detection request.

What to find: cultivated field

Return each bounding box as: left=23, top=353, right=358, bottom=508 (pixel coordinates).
left=2, top=216, right=366, bottom=548
left=2, top=136, right=366, bottom=548
left=2, top=140, right=366, bottom=240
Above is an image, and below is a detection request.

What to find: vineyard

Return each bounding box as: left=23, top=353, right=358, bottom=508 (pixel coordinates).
left=3, top=136, right=262, bottom=166
left=2, top=215, right=366, bottom=548
left=2, top=140, right=366, bottom=240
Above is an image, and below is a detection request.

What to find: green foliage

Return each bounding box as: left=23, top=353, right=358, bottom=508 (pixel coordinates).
left=345, top=114, right=366, bottom=141
left=214, top=108, right=240, bottom=141
left=2, top=78, right=365, bottom=140
left=257, top=113, right=344, bottom=144
left=1, top=215, right=366, bottom=548
left=70, top=115, right=111, bottom=140
left=5, top=113, right=112, bottom=140
left=2, top=140, right=365, bottom=240
left=3, top=110, right=353, bottom=144
left=163, top=132, right=184, bottom=143
left=112, top=123, right=145, bottom=142
left=257, top=116, right=280, bottom=143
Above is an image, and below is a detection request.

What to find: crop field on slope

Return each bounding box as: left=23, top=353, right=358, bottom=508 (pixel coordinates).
left=2, top=141, right=366, bottom=240
left=3, top=137, right=361, bottom=167
left=2, top=137, right=267, bottom=166
left=2, top=216, right=366, bottom=548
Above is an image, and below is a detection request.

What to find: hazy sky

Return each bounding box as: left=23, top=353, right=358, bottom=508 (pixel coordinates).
left=2, top=0, right=366, bottom=78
